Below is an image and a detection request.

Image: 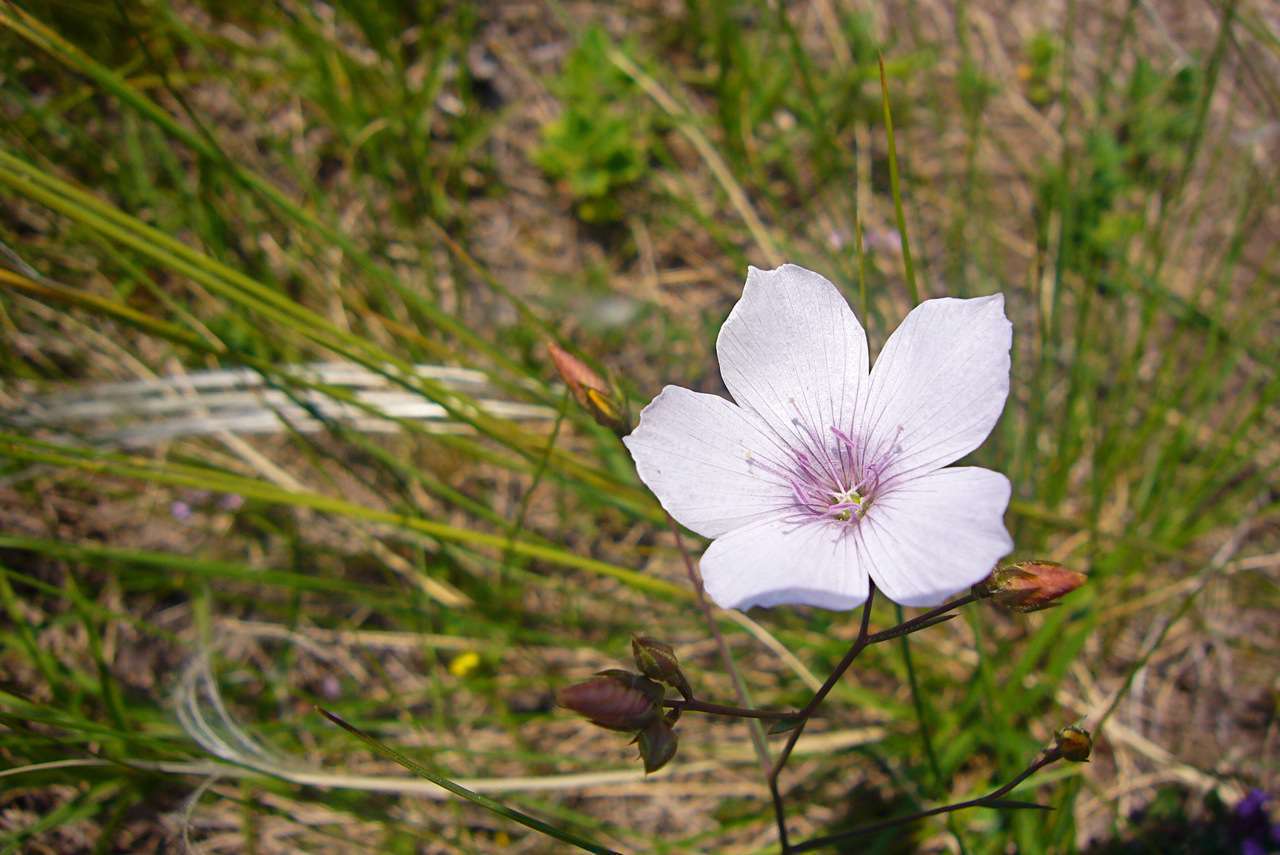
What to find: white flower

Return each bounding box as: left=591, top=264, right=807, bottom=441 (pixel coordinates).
left=623, top=264, right=1014, bottom=611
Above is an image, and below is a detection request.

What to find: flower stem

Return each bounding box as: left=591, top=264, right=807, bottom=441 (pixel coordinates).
left=663, top=514, right=774, bottom=780
left=896, top=603, right=943, bottom=795
left=768, top=585, right=876, bottom=852
left=865, top=593, right=977, bottom=644
left=790, top=748, right=1064, bottom=852
left=768, top=589, right=979, bottom=853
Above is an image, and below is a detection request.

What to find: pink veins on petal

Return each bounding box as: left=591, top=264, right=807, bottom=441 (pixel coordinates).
left=746, top=414, right=889, bottom=528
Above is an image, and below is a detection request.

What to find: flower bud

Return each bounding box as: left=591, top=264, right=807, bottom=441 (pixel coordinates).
left=547, top=341, right=630, bottom=435
left=1055, top=725, right=1092, bottom=762
left=557, top=671, right=662, bottom=732
left=973, top=561, right=1086, bottom=613
left=631, top=636, right=692, bottom=700
left=635, top=719, right=679, bottom=773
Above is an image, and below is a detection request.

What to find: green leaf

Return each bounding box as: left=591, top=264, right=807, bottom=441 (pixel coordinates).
left=767, top=717, right=804, bottom=736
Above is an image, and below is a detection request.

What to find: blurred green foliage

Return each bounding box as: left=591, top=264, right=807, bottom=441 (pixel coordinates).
left=1037, top=58, right=1205, bottom=270
left=534, top=27, right=654, bottom=223
left=1023, top=30, right=1060, bottom=108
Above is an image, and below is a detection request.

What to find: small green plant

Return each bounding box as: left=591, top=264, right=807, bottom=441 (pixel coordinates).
left=534, top=27, right=653, bottom=223
left=1121, top=59, right=1202, bottom=185
left=1022, top=30, right=1059, bottom=108
left=1035, top=57, right=1205, bottom=271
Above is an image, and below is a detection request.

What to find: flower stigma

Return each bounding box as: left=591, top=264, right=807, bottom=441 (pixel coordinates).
left=828, top=487, right=863, bottom=522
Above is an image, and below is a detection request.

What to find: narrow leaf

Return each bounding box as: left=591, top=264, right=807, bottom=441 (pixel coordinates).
left=318, top=708, right=620, bottom=854
left=878, top=53, right=919, bottom=304
left=979, top=798, right=1054, bottom=812
left=767, top=717, right=804, bottom=736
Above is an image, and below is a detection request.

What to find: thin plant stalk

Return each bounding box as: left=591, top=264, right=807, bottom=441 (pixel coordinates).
left=791, top=747, right=1064, bottom=852
left=879, top=54, right=919, bottom=304
left=661, top=698, right=798, bottom=721
left=664, top=514, right=775, bottom=781
left=319, top=709, right=620, bottom=854
left=767, top=589, right=981, bottom=851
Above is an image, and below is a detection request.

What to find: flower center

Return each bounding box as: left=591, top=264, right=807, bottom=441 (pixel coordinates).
left=750, top=415, right=888, bottom=528
left=828, top=487, right=864, bottom=522
left=742, top=403, right=903, bottom=530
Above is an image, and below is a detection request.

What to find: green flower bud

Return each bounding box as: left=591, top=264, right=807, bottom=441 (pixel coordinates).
left=636, top=719, right=678, bottom=774
left=631, top=636, right=692, bottom=700
left=1055, top=725, right=1093, bottom=762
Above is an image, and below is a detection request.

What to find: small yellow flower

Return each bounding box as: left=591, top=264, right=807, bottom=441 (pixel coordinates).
left=449, top=651, right=481, bottom=678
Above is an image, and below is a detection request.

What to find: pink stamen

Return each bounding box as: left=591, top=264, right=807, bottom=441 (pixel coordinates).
left=754, top=419, right=893, bottom=528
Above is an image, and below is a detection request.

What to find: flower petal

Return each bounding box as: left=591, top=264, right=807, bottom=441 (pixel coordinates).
left=623, top=385, right=792, bottom=538
left=716, top=264, right=869, bottom=449
left=859, top=295, right=1011, bottom=483
left=858, top=467, right=1013, bottom=607
left=701, top=518, right=869, bottom=611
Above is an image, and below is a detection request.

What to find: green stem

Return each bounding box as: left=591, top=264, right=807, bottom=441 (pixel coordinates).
left=662, top=698, right=798, bottom=721
left=879, top=54, right=919, bottom=304
left=792, top=749, right=1062, bottom=852
left=663, top=515, right=774, bottom=779
left=768, top=590, right=978, bottom=851
left=897, top=603, right=944, bottom=794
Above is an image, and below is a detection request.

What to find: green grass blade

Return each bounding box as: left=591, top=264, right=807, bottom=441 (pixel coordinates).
left=318, top=708, right=620, bottom=854
left=0, top=433, right=686, bottom=601
left=878, top=54, right=919, bottom=304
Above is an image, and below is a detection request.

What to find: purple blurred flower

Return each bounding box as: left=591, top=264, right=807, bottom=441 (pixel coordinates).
left=1234, top=789, right=1280, bottom=855
left=218, top=493, right=244, bottom=512
left=864, top=227, right=902, bottom=255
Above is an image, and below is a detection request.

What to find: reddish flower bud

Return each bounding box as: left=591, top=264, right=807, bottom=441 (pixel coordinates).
left=635, top=719, right=679, bottom=773
left=592, top=668, right=666, bottom=703
left=1055, top=725, right=1092, bottom=762
left=547, top=342, right=630, bottom=435
left=631, top=636, right=692, bottom=700
left=556, top=671, right=661, bottom=732
left=973, top=561, right=1086, bottom=613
